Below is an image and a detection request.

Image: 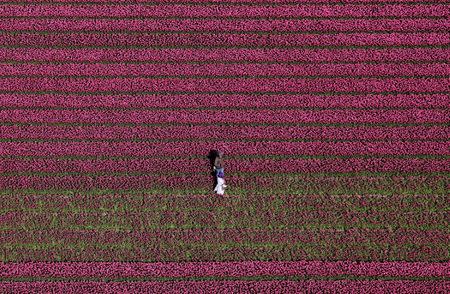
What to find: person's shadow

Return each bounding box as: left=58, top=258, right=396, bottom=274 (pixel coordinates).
left=206, top=149, right=220, bottom=191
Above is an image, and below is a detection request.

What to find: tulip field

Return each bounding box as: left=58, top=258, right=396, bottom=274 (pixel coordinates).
left=0, top=0, right=449, bottom=292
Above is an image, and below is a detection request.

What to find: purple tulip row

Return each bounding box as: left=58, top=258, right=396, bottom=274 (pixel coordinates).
left=1, top=4, right=446, bottom=18
left=3, top=32, right=448, bottom=47
left=1, top=141, right=449, bottom=156
left=1, top=18, right=447, bottom=32
left=3, top=63, right=449, bottom=77
left=2, top=125, right=448, bottom=140
left=2, top=158, right=449, bottom=173
left=1, top=260, right=448, bottom=278
left=3, top=109, right=449, bottom=124
left=2, top=93, right=447, bottom=108
left=1, top=280, right=447, bottom=293
left=1, top=77, right=448, bottom=92
left=1, top=48, right=447, bottom=62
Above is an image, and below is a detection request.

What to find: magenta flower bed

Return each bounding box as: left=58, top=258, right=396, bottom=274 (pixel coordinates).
left=1, top=125, right=449, bottom=140
left=2, top=63, right=449, bottom=77
left=2, top=32, right=449, bottom=47
left=0, top=18, right=448, bottom=32
left=1, top=93, right=448, bottom=108
left=1, top=77, right=448, bottom=92
left=1, top=280, right=447, bottom=294
left=2, top=109, right=449, bottom=124
left=1, top=261, right=448, bottom=278
left=1, top=141, right=448, bottom=156
left=1, top=1, right=448, bottom=293
left=1, top=48, right=448, bottom=62
left=0, top=4, right=447, bottom=18
left=0, top=261, right=448, bottom=293
left=2, top=158, right=449, bottom=174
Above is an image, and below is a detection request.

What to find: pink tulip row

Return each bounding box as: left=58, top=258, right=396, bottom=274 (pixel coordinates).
left=1, top=4, right=446, bottom=18
left=1, top=260, right=448, bottom=278
left=1, top=18, right=447, bottom=32
left=1, top=77, right=448, bottom=92
left=2, top=141, right=448, bottom=156
left=3, top=63, right=449, bottom=77
left=1, top=48, right=447, bottom=62
left=3, top=32, right=449, bottom=47
left=2, top=94, right=447, bottom=108
left=3, top=109, right=449, bottom=124
left=1, top=281, right=447, bottom=293
left=1, top=0, right=446, bottom=3
left=2, top=125, right=448, bottom=140
left=2, top=158, right=449, bottom=173
left=3, top=174, right=444, bottom=191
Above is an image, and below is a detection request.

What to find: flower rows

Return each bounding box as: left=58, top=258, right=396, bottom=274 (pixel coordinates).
left=3, top=63, right=448, bottom=77
left=1, top=141, right=448, bottom=156
left=2, top=226, right=446, bottom=246
left=2, top=158, right=449, bottom=173
left=1, top=4, right=446, bottom=18
left=2, top=109, right=449, bottom=124
left=1, top=0, right=443, bottom=4
left=0, top=281, right=447, bottom=293
left=3, top=243, right=447, bottom=263
left=0, top=174, right=446, bottom=193
left=1, top=48, right=446, bottom=62
left=2, top=93, right=447, bottom=108
left=1, top=77, right=448, bottom=92
left=3, top=32, right=448, bottom=47
left=2, top=125, right=448, bottom=140
left=2, top=192, right=446, bottom=214
left=0, top=1, right=447, bottom=292
left=2, top=205, right=444, bottom=232
left=1, top=260, right=448, bottom=278
left=1, top=228, right=447, bottom=262
left=1, top=18, right=446, bottom=32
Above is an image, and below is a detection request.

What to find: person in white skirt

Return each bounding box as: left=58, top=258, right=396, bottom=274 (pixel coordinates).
left=212, top=150, right=227, bottom=195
